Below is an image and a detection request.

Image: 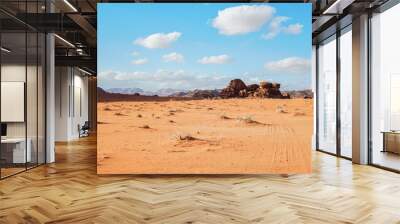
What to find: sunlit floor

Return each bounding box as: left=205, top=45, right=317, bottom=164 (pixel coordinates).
left=0, top=167, right=25, bottom=178
left=0, top=163, right=44, bottom=179
left=372, top=150, right=400, bottom=170
left=0, top=135, right=400, bottom=223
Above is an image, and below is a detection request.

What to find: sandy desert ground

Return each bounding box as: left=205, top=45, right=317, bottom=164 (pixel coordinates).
left=97, top=98, right=313, bottom=174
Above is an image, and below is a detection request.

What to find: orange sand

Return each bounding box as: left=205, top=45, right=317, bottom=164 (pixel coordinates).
left=97, top=98, right=313, bottom=174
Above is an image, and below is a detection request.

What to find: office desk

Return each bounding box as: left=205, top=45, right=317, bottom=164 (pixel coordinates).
left=381, top=131, right=400, bottom=154
left=1, top=138, right=31, bottom=163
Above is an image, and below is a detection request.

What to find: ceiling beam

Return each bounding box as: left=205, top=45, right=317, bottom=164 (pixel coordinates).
left=67, top=13, right=97, bottom=38
left=55, top=55, right=96, bottom=73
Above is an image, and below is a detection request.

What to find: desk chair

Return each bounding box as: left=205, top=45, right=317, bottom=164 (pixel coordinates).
left=79, top=121, right=90, bottom=138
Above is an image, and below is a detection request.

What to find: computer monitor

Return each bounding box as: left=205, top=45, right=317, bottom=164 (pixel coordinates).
left=1, top=123, right=7, bottom=137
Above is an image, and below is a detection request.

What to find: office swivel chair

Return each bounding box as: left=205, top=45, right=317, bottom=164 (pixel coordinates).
left=79, top=121, right=90, bottom=138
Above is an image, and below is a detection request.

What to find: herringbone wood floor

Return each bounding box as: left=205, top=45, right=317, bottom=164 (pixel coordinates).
left=1, top=136, right=400, bottom=224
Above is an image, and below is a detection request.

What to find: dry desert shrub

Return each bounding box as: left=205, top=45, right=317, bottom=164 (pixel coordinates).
left=220, top=114, right=231, bottom=120
left=114, top=112, right=126, bottom=116
left=178, top=134, right=197, bottom=141
left=103, top=107, right=112, bottom=111
left=169, top=109, right=184, bottom=113
left=238, top=115, right=257, bottom=124
left=276, top=105, right=288, bottom=114
left=137, top=114, right=142, bottom=118
left=140, top=125, right=150, bottom=129
left=293, top=112, right=306, bottom=116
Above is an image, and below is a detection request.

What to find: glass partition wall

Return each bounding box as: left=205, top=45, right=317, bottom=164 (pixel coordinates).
left=316, top=26, right=352, bottom=159
left=0, top=2, right=46, bottom=179
left=317, top=35, right=337, bottom=155
left=339, top=26, right=352, bottom=159
left=370, top=3, right=400, bottom=171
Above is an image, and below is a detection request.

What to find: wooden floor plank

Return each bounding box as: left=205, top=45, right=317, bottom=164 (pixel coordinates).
left=0, top=136, right=400, bottom=223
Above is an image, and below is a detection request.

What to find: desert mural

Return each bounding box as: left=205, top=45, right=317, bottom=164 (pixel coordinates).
left=97, top=3, right=312, bottom=174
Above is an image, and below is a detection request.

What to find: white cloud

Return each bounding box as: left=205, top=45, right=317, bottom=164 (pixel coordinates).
left=212, top=5, right=275, bottom=35
left=98, top=70, right=234, bottom=91
left=134, top=32, right=182, bottom=49
left=198, top=54, right=231, bottom=64
left=162, top=52, right=184, bottom=63
left=131, top=51, right=140, bottom=56
left=99, top=69, right=306, bottom=92
left=131, top=58, right=148, bottom=65
left=263, top=16, right=303, bottom=40
left=284, top=23, right=303, bottom=35
left=265, top=57, right=310, bottom=74
left=115, top=71, right=147, bottom=81
left=99, top=71, right=147, bottom=81
left=263, top=16, right=289, bottom=40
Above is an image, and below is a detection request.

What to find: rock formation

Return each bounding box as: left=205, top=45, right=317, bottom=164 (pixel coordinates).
left=281, top=89, right=313, bottom=99
left=219, top=79, right=247, bottom=98
left=246, top=84, right=259, bottom=92
left=219, top=79, right=283, bottom=98
left=169, top=89, right=220, bottom=98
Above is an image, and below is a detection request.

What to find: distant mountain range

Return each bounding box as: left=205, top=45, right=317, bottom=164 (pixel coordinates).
left=103, top=79, right=313, bottom=101
left=106, top=87, right=313, bottom=99
left=106, top=88, right=183, bottom=97
left=106, top=87, right=145, bottom=94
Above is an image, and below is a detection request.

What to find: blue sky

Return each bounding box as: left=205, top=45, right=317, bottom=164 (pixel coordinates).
left=98, top=3, right=311, bottom=91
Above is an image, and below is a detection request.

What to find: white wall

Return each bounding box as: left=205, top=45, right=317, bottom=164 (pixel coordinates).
left=55, top=66, right=70, bottom=141
left=71, top=73, right=89, bottom=138
left=55, top=67, right=89, bottom=141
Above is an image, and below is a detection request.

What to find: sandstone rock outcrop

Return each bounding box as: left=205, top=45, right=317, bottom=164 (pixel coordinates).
left=220, top=79, right=284, bottom=98
left=246, top=84, right=259, bottom=92
left=281, top=89, right=313, bottom=99
left=219, top=79, right=247, bottom=98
